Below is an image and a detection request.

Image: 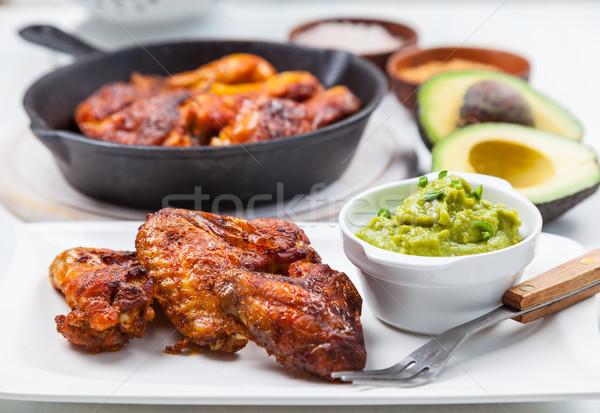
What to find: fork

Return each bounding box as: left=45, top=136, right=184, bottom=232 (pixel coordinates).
left=332, top=248, right=600, bottom=387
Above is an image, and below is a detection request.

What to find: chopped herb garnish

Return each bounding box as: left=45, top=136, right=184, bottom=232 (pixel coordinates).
left=418, top=176, right=428, bottom=188
left=471, top=184, right=483, bottom=200
left=450, top=179, right=463, bottom=189
left=438, top=170, right=448, bottom=179
left=475, top=221, right=494, bottom=241
left=377, top=208, right=392, bottom=219
left=424, top=190, right=444, bottom=202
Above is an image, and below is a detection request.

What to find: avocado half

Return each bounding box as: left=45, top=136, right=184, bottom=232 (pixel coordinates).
left=431, top=123, right=600, bottom=222
left=418, top=71, right=583, bottom=147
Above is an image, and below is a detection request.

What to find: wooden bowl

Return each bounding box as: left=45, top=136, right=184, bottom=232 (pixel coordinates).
left=386, top=46, right=531, bottom=114
left=289, top=17, right=418, bottom=72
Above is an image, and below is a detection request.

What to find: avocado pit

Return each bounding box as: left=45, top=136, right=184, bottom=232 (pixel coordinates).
left=458, top=80, right=534, bottom=127
left=417, top=71, right=583, bottom=147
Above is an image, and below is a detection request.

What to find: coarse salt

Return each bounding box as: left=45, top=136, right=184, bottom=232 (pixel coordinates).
left=292, top=21, right=404, bottom=55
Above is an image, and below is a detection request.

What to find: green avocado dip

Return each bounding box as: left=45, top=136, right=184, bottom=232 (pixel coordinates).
left=356, top=173, right=522, bottom=257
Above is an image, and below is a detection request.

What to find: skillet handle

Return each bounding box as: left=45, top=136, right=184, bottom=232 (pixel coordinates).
left=19, top=25, right=101, bottom=57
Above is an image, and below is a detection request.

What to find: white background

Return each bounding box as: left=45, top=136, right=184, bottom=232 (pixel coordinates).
left=1, top=0, right=599, bottom=411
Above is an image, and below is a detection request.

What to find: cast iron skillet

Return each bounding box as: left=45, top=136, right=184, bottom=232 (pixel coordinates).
left=21, top=25, right=387, bottom=210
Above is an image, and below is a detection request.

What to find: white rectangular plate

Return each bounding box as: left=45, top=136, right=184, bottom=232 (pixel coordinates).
left=0, top=222, right=599, bottom=405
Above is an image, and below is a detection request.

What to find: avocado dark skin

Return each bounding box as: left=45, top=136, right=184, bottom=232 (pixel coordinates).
left=458, top=80, right=535, bottom=127
left=536, top=183, right=600, bottom=222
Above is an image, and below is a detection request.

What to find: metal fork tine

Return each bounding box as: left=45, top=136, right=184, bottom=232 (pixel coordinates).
left=353, top=369, right=436, bottom=388
left=331, top=332, right=462, bottom=384
left=340, top=364, right=426, bottom=382
left=331, top=355, right=415, bottom=380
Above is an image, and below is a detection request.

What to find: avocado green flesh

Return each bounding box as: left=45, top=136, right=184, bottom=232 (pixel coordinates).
left=418, top=71, right=583, bottom=145
left=431, top=123, right=600, bottom=221
left=356, top=175, right=522, bottom=257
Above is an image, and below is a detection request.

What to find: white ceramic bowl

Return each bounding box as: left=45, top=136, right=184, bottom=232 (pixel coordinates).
left=339, top=172, right=543, bottom=335
left=77, top=0, right=217, bottom=27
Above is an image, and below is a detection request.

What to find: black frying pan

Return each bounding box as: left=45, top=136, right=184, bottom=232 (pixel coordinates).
left=21, top=25, right=387, bottom=210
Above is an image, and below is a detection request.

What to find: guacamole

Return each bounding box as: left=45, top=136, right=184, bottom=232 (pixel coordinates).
left=356, top=173, right=522, bottom=256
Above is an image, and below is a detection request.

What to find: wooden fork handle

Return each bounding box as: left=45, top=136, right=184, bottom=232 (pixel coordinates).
left=502, top=248, right=600, bottom=324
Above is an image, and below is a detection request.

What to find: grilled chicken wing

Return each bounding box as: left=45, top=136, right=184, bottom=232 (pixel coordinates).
left=74, top=54, right=361, bottom=147
left=166, top=53, right=277, bottom=89
left=74, top=73, right=167, bottom=130
left=212, top=97, right=313, bottom=145
left=261, top=71, right=323, bottom=101
left=80, top=91, right=189, bottom=145
left=303, top=85, right=362, bottom=128
left=135, top=208, right=366, bottom=380
left=50, top=248, right=155, bottom=353
left=163, top=93, right=239, bottom=146
left=215, top=261, right=366, bottom=379
left=209, top=71, right=323, bottom=102
left=135, top=208, right=319, bottom=354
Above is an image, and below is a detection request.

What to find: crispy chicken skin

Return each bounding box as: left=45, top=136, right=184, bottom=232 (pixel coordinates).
left=166, top=53, right=277, bottom=89
left=209, top=71, right=323, bottom=102
left=74, top=54, right=361, bottom=147
left=212, top=97, right=313, bottom=145
left=135, top=208, right=319, bottom=354
left=135, top=208, right=366, bottom=380
left=74, top=73, right=167, bottom=129
left=49, top=248, right=155, bottom=353
left=78, top=91, right=189, bottom=145
left=303, top=85, right=362, bottom=128
left=163, top=93, right=239, bottom=146
left=215, top=261, right=366, bottom=379
left=259, top=71, right=323, bottom=102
